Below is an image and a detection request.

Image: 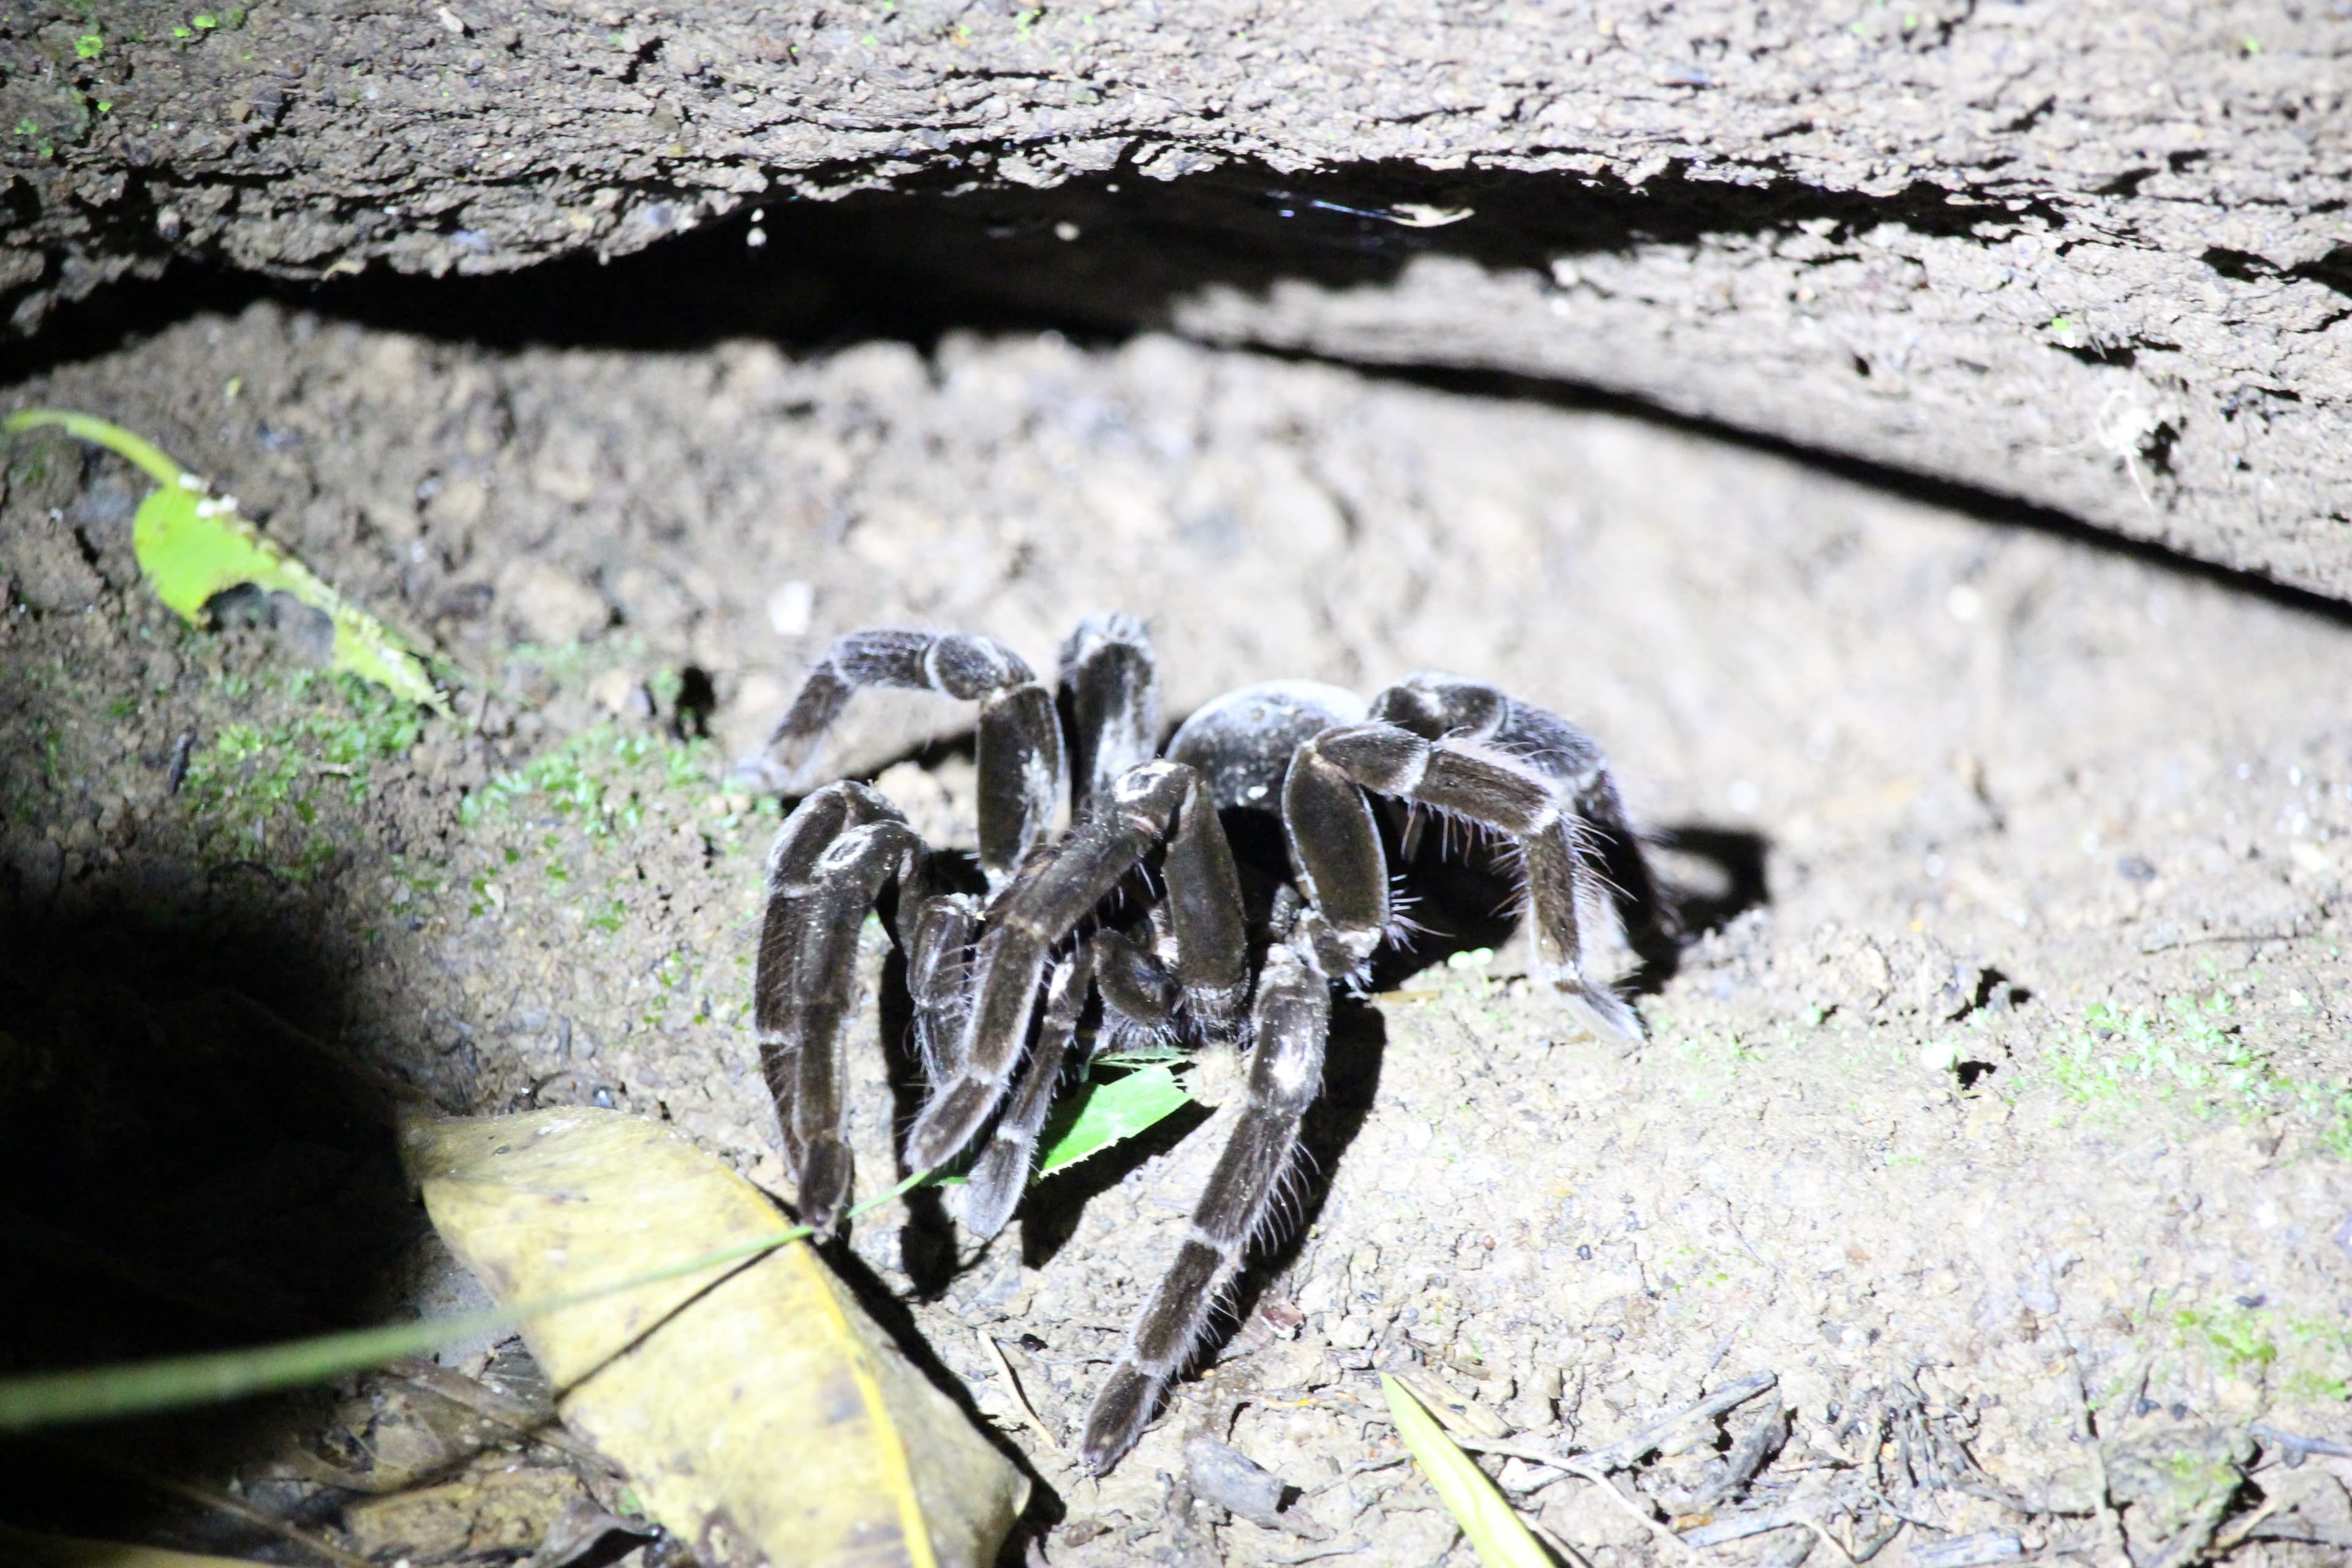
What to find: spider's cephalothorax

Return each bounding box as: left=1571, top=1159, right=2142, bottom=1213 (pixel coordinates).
left=743, top=614, right=1670, bottom=1474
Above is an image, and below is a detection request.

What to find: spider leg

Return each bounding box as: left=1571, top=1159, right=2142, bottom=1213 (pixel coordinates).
left=1374, top=673, right=1676, bottom=951
left=907, top=760, right=1248, bottom=1173
left=741, top=627, right=1067, bottom=886
left=900, top=890, right=981, bottom=1084
left=1289, top=721, right=1645, bottom=1042
left=1059, top=611, right=1161, bottom=813
left=755, top=783, right=926, bottom=1238
left=960, top=940, right=1096, bottom=1240
left=1079, top=917, right=1332, bottom=1474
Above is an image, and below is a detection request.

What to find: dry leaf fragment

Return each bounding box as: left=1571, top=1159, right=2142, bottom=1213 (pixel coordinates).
left=404, top=1108, right=1028, bottom=1568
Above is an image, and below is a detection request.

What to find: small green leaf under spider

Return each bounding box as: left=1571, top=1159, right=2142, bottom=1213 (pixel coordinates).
left=4, top=409, right=447, bottom=711
left=1036, top=1063, right=1193, bottom=1178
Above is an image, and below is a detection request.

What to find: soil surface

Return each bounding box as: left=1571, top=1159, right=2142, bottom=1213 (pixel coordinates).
left=0, top=3, right=2347, bottom=597
left=3, top=303, right=2351, bottom=1566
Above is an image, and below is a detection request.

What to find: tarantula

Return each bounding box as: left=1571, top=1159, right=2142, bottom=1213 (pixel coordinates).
left=742, top=613, right=1670, bottom=1474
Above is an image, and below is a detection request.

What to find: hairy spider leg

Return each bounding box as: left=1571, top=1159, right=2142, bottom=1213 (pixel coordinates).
left=905, top=760, right=1249, bottom=1173
left=1079, top=918, right=1333, bottom=1474
left=1058, top=611, right=1162, bottom=813
left=961, top=917, right=1191, bottom=1238
left=901, top=892, right=982, bottom=1084
left=755, top=782, right=928, bottom=1238
left=960, top=940, right=1096, bottom=1239
left=1286, top=722, right=1646, bottom=1042
left=744, top=627, right=1067, bottom=885
left=1373, top=673, right=1676, bottom=952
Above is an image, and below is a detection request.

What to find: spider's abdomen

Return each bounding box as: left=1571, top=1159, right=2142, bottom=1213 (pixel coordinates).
left=1168, top=680, right=1367, bottom=812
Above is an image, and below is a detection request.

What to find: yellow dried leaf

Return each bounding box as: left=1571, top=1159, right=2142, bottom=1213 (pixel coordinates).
left=403, top=1109, right=1027, bottom=1568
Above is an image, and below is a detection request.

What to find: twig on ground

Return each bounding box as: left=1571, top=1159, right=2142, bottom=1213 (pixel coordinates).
left=1680, top=1506, right=1815, bottom=1547
left=1803, top=1516, right=1860, bottom=1567
left=2063, top=1346, right=2133, bottom=1568
left=1272, top=1540, right=1373, bottom=1565
left=2137, top=929, right=2300, bottom=955
left=51, top=1437, right=374, bottom=1568
left=1584, top=1373, right=1781, bottom=1469
left=1528, top=1514, right=1593, bottom=1567
left=391, top=1355, right=615, bottom=1474
left=1852, top=1517, right=1907, bottom=1564
left=2250, top=1422, right=2352, bottom=1465
left=2204, top=1490, right=2288, bottom=1560
left=982, top=1335, right=1064, bottom=1453
left=1547, top=1457, right=1714, bottom=1565
left=1690, top=1402, right=1790, bottom=1512
left=1905, top=1529, right=2027, bottom=1568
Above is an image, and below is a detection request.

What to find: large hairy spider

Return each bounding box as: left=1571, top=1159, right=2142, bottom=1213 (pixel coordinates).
left=743, top=613, right=1671, bottom=1474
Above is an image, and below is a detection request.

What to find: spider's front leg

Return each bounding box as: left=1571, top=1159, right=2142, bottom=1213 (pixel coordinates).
left=959, top=938, right=1094, bottom=1240
left=1287, top=719, right=1649, bottom=1042
left=1079, top=915, right=1333, bottom=1474
left=1058, top=611, right=1161, bottom=812
left=738, top=627, right=1066, bottom=885
left=1374, top=674, right=1676, bottom=955
left=755, top=782, right=932, bottom=1239
left=905, top=761, right=1249, bottom=1174
left=956, top=924, right=1188, bottom=1240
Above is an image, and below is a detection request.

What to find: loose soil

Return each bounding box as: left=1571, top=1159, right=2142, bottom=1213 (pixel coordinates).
left=2, top=302, right=2348, bottom=1566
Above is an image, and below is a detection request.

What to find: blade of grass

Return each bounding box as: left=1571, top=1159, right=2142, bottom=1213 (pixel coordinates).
left=0, top=1167, right=933, bottom=1431
left=1382, top=1373, right=1557, bottom=1568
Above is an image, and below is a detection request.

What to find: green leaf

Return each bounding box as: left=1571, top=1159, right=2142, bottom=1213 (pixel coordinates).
left=1382, top=1373, right=1556, bottom=1568
left=74, top=32, right=103, bottom=58
left=5, top=409, right=447, bottom=711
left=1035, top=1063, right=1192, bottom=1177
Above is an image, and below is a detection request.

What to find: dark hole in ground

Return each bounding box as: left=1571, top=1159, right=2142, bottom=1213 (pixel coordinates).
left=669, top=664, right=718, bottom=741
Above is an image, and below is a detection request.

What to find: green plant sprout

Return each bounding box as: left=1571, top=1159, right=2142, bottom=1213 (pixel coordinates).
left=458, top=725, right=716, bottom=838
left=2044, top=992, right=2352, bottom=1156
left=178, top=673, right=428, bottom=875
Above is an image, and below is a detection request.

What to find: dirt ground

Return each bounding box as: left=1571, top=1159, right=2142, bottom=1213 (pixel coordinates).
left=3, top=302, right=2350, bottom=1566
